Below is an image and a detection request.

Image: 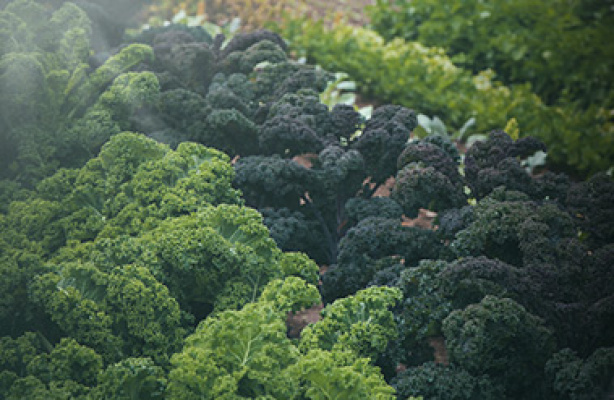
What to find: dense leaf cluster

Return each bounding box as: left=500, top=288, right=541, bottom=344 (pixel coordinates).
left=234, top=103, right=418, bottom=270
left=368, top=0, right=614, bottom=107
left=0, top=3, right=402, bottom=396
left=1, top=1, right=613, bottom=398
left=168, top=281, right=397, bottom=399
left=280, top=17, right=614, bottom=174
left=372, top=132, right=613, bottom=399
left=0, top=0, right=156, bottom=185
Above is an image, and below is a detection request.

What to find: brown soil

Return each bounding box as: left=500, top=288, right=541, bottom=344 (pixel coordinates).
left=286, top=265, right=328, bottom=338
left=286, top=303, right=325, bottom=338
left=429, top=336, right=449, bottom=365
left=403, top=209, right=437, bottom=230
left=296, top=0, right=375, bottom=26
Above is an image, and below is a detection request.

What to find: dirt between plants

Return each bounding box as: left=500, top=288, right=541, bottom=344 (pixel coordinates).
left=296, top=0, right=375, bottom=26
left=287, top=303, right=324, bottom=338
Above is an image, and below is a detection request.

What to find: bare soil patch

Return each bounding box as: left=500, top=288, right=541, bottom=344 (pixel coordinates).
left=296, top=0, right=375, bottom=26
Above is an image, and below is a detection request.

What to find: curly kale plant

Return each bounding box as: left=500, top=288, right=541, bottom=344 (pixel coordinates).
left=443, top=296, right=555, bottom=399
left=321, top=217, right=442, bottom=302
left=0, top=335, right=103, bottom=399
left=546, top=347, right=614, bottom=400
left=0, top=0, right=156, bottom=186
left=0, top=132, right=241, bottom=261
left=567, top=172, right=614, bottom=247
left=234, top=103, right=418, bottom=270
left=0, top=130, right=326, bottom=396
left=449, top=189, right=576, bottom=266
left=167, top=279, right=396, bottom=399
left=89, top=357, right=167, bottom=400
left=126, top=204, right=320, bottom=316
left=464, top=130, right=547, bottom=199
left=30, top=262, right=186, bottom=364
left=300, top=286, right=402, bottom=360
left=392, top=362, right=503, bottom=400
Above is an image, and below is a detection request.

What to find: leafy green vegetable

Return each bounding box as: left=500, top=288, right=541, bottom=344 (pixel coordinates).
left=167, top=278, right=395, bottom=399
left=90, top=357, right=167, bottom=400
left=0, top=334, right=103, bottom=399
left=546, top=347, right=614, bottom=400
left=31, top=262, right=186, bottom=364
left=0, top=0, right=157, bottom=184
left=443, top=296, right=555, bottom=399
left=279, top=18, right=614, bottom=174
left=301, top=286, right=402, bottom=360
left=392, top=362, right=503, bottom=400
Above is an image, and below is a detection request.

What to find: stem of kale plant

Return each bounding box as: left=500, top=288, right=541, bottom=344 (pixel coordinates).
left=303, top=195, right=337, bottom=264
left=364, top=181, right=382, bottom=199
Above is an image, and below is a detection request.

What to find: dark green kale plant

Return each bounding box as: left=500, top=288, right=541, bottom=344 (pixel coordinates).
left=234, top=104, right=419, bottom=271
left=392, top=362, right=503, bottom=400
left=367, top=130, right=613, bottom=398
left=546, top=347, right=614, bottom=400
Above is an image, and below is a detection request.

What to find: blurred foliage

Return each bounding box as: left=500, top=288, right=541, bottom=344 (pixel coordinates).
left=0, top=0, right=156, bottom=185
left=368, top=0, right=614, bottom=108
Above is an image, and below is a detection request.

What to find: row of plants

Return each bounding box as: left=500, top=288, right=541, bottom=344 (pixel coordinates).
left=368, top=0, right=614, bottom=107
left=0, top=1, right=408, bottom=398
left=143, top=0, right=614, bottom=175
left=1, top=0, right=613, bottom=399
left=277, top=18, right=614, bottom=175
left=143, top=0, right=614, bottom=176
